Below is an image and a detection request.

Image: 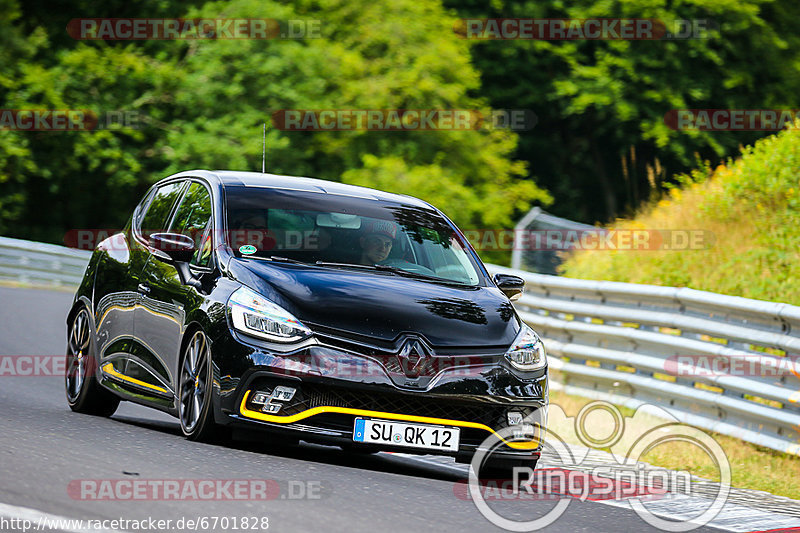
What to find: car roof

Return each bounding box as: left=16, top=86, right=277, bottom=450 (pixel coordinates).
left=168, top=169, right=435, bottom=209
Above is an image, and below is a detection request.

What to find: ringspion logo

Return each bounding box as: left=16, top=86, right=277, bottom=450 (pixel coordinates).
left=467, top=401, right=731, bottom=531
left=454, top=467, right=669, bottom=502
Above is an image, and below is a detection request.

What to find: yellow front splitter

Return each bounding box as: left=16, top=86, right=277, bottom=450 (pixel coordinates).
left=239, top=390, right=539, bottom=450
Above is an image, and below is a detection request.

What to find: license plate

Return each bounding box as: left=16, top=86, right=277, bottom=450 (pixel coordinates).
left=353, top=418, right=459, bottom=452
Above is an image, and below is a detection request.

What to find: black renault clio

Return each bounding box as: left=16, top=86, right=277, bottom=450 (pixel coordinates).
left=65, top=170, right=548, bottom=472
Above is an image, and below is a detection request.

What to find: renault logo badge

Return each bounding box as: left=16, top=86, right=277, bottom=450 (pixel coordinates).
left=396, top=337, right=433, bottom=378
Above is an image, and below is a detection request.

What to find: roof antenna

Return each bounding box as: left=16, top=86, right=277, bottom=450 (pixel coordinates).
left=261, top=122, right=266, bottom=174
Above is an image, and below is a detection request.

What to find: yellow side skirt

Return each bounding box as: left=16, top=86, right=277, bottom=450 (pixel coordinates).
left=101, top=362, right=168, bottom=394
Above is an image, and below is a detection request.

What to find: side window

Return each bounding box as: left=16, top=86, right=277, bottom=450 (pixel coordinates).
left=132, top=188, right=155, bottom=233
left=139, top=181, right=186, bottom=242
left=169, top=182, right=214, bottom=268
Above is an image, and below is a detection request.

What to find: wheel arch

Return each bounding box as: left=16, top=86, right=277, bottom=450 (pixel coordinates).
left=66, top=295, right=96, bottom=341
left=179, top=309, right=216, bottom=364
left=67, top=247, right=105, bottom=329
left=178, top=309, right=218, bottom=397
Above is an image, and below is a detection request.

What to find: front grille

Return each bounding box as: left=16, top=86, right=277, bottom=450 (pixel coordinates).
left=312, top=328, right=508, bottom=358
left=246, top=379, right=514, bottom=430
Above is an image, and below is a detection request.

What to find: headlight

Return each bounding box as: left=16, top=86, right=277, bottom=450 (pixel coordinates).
left=228, top=286, right=312, bottom=343
left=504, top=324, right=546, bottom=371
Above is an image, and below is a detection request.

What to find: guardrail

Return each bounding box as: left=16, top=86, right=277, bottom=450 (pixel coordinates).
left=1, top=236, right=798, bottom=455
left=0, top=236, right=90, bottom=289
left=488, top=263, right=800, bottom=456
left=510, top=206, right=597, bottom=274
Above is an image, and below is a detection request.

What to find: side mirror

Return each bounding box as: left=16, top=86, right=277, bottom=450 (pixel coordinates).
left=150, top=232, right=195, bottom=263
left=493, top=273, right=525, bottom=301
left=149, top=233, right=201, bottom=289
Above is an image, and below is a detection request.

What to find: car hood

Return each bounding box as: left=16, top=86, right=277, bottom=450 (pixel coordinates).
left=229, top=258, right=519, bottom=350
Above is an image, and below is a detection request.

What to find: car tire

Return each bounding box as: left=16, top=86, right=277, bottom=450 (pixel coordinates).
left=65, top=307, right=120, bottom=417
left=178, top=329, right=219, bottom=442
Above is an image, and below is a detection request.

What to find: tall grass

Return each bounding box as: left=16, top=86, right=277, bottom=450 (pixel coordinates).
left=561, top=126, right=800, bottom=305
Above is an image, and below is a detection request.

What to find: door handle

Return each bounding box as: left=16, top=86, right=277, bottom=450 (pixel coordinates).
left=137, top=283, right=151, bottom=294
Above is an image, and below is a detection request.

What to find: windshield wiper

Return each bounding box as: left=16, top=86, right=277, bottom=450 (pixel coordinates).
left=316, top=261, right=468, bottom=285
left=372, top=264, right=459, bottom=283
left=315, top=261, right=377, bottom=270
left=263, top=256, right=312, bottom=265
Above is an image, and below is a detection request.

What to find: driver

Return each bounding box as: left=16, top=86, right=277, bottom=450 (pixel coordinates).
left=231, top=210, right=269, bottom=250
left=359, top=220, right=397, bottom=265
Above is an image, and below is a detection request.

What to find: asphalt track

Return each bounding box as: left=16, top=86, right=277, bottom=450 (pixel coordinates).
left=0, top=286, right=724, bottom=532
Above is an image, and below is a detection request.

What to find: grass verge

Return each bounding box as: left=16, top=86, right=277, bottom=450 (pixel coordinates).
left=549, top=389, right=800, bottom=499
left=560, top=126, right=800, bottom=306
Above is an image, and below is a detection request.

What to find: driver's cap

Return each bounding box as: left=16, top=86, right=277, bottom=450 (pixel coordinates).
left=364, top=219, right=397, bottom=240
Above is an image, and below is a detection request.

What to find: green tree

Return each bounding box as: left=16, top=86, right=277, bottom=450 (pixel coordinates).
left=0, top=0, right=47, bottom=235
left=1, top=0, right=550, bottom=256
left=166, top=0, right=550, bottom=231
left=444, top=0, right=800, bottom=222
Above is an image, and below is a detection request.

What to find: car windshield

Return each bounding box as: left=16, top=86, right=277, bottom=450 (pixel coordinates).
left=224, top=186, right=482, bottom=285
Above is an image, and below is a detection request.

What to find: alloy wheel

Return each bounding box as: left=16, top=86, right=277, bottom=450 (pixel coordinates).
left=65, top=309, right=91, bottom=403
left=179, top=330, right=210, bottom=434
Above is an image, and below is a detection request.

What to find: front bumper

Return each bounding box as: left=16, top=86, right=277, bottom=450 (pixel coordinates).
left=211, top=331, right=549, bottom=461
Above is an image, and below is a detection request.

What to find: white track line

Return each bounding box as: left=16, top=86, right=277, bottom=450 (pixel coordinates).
left=599, top=494, right=800, bottom=532
left=389, top=453, right=800, bottom=533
